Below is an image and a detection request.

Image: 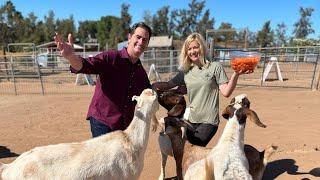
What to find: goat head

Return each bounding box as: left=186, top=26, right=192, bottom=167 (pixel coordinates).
left=222, top=94, right=267, bottom=128
left=156, top=89, right=186, bottom=117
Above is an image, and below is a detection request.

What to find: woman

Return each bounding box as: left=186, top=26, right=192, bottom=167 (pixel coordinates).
left=152, top=33, right=252, bottom=147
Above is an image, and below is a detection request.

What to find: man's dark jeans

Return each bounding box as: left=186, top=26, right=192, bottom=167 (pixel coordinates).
left=89, top=117, right=112, bottom=138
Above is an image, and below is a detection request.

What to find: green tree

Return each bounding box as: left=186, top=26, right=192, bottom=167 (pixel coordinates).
left=0, top=22, right=10, bottom=48
left=293, top=7, right=314, bottom=39
left=275, top=22, right=287, bottom=46
left=97, top=16, right=121, bottom=49
left=96, top=16, right=109, bottom=49
left=22, top=12, right=38, bottom=43
left=13, top=11, right=24, bottom=42
left=44, top=10, right=56, bottom=42
left=33, top=21, right=46, bottom=44
left=109, top=18, right=122, bottom=48
left=78, top=20, right=98, bottom=44
left=0, top=1, right=24, bottom=47
left=245, top=29, right=257, bottom=48
left=217, top=22, right=236, bottom=43
left=120, top=3, right=131, bottom=42
left=142, top=10, right=153, bottom=29
left=196, top=9, right=214, bottom=38
left=56, top=15, right=76, bottom=41
left=171, top=0, right=206, bottom=38
left=234, top=28, right=248, bottom=48
left=256, top=21, right=274, bottom=47
left=152, top=6, right=170, bottom=36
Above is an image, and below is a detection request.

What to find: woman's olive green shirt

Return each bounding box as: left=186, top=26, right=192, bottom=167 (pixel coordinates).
left=170, top=61, right=228, bottom=125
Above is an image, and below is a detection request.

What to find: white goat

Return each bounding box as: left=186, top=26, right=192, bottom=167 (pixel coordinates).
left=0, top=88, right=159, bottom=180
left=184, top=94, right=270, bottom=180
left=165, top=117, right=276, bottom=180
left=156, top=91, right=276, bottom=180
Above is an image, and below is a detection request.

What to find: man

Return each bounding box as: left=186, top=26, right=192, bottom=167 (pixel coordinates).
left=54, top=22, right=152, bottom=137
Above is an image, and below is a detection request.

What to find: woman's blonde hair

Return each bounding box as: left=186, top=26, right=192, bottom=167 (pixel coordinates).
left=179, top=33, right=208, bottom=72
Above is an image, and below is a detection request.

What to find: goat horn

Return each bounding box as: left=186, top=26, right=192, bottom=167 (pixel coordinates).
left=245, top=109, right=267, bottom=128
left=181, top=126, right=186, bottom=139
left=151, top=89, right=157, bottom=95
left=132, top=95, right=139, bottom=101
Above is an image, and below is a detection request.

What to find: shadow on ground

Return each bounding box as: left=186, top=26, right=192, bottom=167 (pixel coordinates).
left=263, top=159, right=320, bottom=180
left=0, top=146, right=20, bottom=159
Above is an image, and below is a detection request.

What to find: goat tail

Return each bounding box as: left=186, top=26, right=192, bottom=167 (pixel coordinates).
left=262, top=145, right=278, bottom=165
left=204, top=158, right=215, bottom=180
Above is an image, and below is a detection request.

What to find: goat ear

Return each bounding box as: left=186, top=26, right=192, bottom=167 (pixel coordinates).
left=245, top=109, right=267, bottom=128
left=132, top=95, right=143, bottom=108
left=168, top=104, right=185, bottom=117
left=222, top=105, right=234, bottom=119
left=132, top=95, right=139, bottom=101
left=242, top=97, right=251, bottom=108
left=230, top=97, right=236, bottom=104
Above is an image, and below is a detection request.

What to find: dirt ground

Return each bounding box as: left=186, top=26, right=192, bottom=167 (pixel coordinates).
left=0, top=87, right=319, bottom=179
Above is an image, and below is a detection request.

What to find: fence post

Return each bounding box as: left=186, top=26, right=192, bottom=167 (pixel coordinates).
left=34, top=55, right=45, bottom=95
left=317, top=71, right=320, bottom=90
left=2, top=48, right=10, bottom=81
left=293, top=47, right=300, bottom=80
left=169, top=50, right=173, bottom=79
left=260, top=53, right=267, bottom=87
left=10, top=55, right=17, bottom=95
left=313, top=53, right=320, bottom=90
left=152, top=48, right=156, bottom=66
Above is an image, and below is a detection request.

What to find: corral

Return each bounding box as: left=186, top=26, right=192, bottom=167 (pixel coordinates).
left=0, top=46, right=320, bottom=179
left=1, top=46, right=320, bottom=95
left=0, top=87, right=319, bottom=179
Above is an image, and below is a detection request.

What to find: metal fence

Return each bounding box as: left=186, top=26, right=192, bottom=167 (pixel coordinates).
left=142, top=46, right=320, bottom=90
left=0, top=50, right=97, bottom=95
left=0, top=46, right=319, bottom=95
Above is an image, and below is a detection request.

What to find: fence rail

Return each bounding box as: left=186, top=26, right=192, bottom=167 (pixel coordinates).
left=0, top=46, right=319, bottom=95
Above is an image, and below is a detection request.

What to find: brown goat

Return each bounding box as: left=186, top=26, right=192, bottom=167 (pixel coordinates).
left=155, top=88, right=188, bottom=180
left=156, top=88, right=186, bottom=118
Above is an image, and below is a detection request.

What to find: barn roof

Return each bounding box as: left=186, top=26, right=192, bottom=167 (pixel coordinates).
left=117, top=36, right=173, bottom=50
left=148, top=36, right=173, bottom=48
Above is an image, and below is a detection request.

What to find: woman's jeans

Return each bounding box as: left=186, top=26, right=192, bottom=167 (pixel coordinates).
left=186, top=122, right=218, bottom=147
left=89, top=117, right=112, bottom=138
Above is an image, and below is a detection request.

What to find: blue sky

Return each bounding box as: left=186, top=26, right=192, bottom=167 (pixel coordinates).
left=3, top=0, right=320, bottom=38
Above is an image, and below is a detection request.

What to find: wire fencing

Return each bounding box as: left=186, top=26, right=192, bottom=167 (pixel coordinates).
left=143, top=46, right=320, bottom=90
left=0, top=51, right=96, bottom=95
left=0, top=46, right=319, bottom=95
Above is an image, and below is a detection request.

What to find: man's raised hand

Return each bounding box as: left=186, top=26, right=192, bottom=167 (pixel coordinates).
left=54, top=32, right=75, bottom=59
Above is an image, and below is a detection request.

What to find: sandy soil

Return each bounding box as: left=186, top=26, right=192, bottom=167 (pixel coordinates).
left=0, top=87, right=319, bottom=179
